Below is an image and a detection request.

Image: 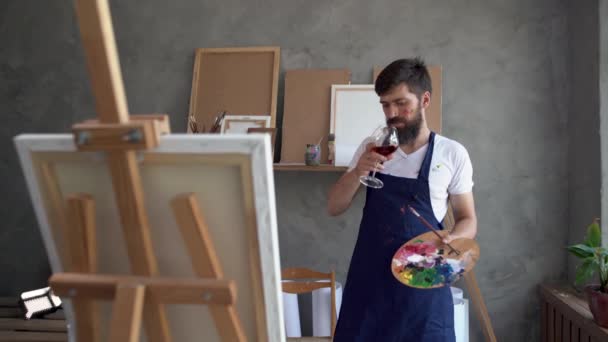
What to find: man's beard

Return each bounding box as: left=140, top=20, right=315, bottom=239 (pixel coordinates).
left=386, top=109, right=423, bottom=145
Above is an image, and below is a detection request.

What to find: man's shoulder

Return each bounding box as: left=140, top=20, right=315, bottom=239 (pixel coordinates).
left=433, top=134, right=469, bottom=156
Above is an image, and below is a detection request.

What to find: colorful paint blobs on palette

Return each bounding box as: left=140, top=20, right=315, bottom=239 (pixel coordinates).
left=392, top=241, right=466, bottom=288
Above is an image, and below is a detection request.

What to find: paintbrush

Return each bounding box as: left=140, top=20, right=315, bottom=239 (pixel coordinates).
left=210, top=110, right=227, bottom=133
left=407, top=205, right=460, bottom=256
left=188, top=114, right=199, bottom=133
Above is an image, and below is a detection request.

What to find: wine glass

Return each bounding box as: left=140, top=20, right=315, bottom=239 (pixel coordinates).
left=359, top=126, right=399, bottom=189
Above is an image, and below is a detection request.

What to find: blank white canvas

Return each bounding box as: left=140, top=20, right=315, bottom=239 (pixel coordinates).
left=330, top=85, right=386, bottom=166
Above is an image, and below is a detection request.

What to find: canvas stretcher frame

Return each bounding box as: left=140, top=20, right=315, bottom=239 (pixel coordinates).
left=14, top=134, right=286, bottom=341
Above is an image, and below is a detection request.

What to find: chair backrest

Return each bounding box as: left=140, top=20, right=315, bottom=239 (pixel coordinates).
left=281, top=267, right=337, bottom=338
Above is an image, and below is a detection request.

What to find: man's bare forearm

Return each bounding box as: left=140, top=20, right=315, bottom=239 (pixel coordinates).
left=327, top=170, right=363, bottom=216
left=450, top=216, right=477, bottom=240
left=445, top=193, right=477, bottom=242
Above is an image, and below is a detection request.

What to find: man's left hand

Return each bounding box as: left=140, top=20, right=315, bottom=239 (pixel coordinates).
left=442, top=233, right=457, bottom=244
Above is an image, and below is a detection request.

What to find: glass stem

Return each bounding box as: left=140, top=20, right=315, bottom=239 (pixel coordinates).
left=370, top=161, right=380, bottom=178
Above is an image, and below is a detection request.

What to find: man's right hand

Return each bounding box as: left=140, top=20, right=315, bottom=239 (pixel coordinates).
left=327, top=143, right=395, bottom=216
left=354, top=143, right=393, bottom=177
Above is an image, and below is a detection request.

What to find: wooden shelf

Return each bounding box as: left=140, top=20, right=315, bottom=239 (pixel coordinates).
left=0, top=297, right=68, bottom=342
left=273, top=163, right=347, bottom=172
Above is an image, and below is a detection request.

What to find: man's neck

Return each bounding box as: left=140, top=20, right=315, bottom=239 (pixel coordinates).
left=399, top=126, right=431, bottom=155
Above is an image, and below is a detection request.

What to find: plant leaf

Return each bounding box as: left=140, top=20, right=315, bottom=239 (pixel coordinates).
left=567, top=244, right=595, bottom=258
left=586, top=221, right=602, bottom=247
left=575, top=258, right=598, bottom=285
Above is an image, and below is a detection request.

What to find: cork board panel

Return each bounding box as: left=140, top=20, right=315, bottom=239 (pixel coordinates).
left=281, top=69, right=351, bottom=164
left=373, top=65, right=442, bottom=133
left=188, top=47, right=280, bottom=132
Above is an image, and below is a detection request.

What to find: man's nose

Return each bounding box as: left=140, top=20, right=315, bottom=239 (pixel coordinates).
left=386, top=108, right=398, bottom=118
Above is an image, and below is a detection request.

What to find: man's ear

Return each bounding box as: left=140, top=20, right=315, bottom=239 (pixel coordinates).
left=421, top=91, right=431, bottom=109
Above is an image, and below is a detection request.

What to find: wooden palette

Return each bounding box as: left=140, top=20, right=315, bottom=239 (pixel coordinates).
left=391, top=231, right=479, bottom=289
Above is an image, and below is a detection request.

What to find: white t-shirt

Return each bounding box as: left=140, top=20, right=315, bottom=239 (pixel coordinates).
left=348, top=134, right=474, bottom=222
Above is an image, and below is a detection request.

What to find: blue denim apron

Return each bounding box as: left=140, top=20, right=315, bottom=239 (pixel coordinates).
left=334, top=132, right=455, bottom=342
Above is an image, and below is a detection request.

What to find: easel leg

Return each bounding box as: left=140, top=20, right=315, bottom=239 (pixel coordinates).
left=66, top=194, right=99, bottom=342
left=109, top=284, right=145, bottom=342
left=71, top=299, right=98, bottom=342
left=106, top=152, right=173, bottom=342
left=73, top=0, right=174, bottom=339
left=464, top=271, right=497, bottom=342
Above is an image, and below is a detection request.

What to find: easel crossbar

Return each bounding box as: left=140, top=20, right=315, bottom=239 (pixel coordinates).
left=50, top=273, right=237, bottom=306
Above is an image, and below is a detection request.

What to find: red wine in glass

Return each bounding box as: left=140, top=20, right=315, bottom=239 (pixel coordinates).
left=360, top=126, right=399, bottom=189
left=372, top=145, right=398, bottom=156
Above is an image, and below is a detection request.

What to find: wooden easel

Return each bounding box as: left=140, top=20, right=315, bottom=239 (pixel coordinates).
left=444, top=205, right=497, bottom=342
left=47, top=1, right=246, bottom=341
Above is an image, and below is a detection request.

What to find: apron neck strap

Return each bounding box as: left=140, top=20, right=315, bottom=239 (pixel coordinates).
left=417, top=131, right=436, bottom=181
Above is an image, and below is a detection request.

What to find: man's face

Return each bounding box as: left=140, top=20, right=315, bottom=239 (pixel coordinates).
left=379, top=83, right=424, bottom=144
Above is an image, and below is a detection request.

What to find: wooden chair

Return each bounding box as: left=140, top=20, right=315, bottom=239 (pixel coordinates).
left=282, top=268, right=337, bottom=341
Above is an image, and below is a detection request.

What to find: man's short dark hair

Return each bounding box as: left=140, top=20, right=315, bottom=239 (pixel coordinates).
left=375, top=57, right=432, bottom=98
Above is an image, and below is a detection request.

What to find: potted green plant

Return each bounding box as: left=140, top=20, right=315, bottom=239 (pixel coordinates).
left=567, top=219, right=608, bottom=327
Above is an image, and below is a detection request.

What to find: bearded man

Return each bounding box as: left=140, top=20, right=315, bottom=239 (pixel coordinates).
left=328, top=57, right=478, bottom=342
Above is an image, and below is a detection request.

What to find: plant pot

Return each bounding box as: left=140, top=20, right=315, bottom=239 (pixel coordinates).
left=585, top=285, right=608, bottom=328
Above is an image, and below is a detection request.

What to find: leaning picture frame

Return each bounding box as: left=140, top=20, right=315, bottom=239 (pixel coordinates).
left=221, top=115, right=271, bottom=134
left=330, top=84, right=386, bottom=167
left=14, top=134, right=285, bottom=342
left=187, top=47, right=280, bottom=133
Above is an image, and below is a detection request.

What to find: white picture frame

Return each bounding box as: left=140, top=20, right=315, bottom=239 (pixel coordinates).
left=221, top=115, right=271, bottom=134
left=330, top=84, right=386, bottom=167
left=14, top=134, right=285, bottom=342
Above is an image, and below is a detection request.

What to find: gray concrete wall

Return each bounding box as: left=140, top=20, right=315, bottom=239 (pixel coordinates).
left=1, top=0, right=572, bottom=340
left=567, top=1, right=601, bottom=282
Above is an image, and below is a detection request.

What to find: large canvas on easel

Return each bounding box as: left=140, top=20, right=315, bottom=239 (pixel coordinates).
left=188, top=47, right=280, bottom=132
left=15, top=134, right=284, bottom=342
left=373, top=65, right=443, bottom=133
left=281, top=69, right=351, bottom=164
